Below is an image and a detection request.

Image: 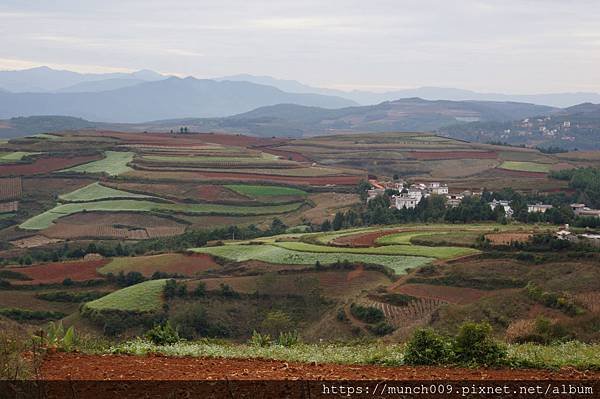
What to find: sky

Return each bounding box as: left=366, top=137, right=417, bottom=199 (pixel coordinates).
left=1, top=0, right=599, bottom=93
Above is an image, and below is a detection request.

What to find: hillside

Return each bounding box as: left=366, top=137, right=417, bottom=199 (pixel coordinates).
left=146, top=98, right=556, bottom=137
left=0, top=76, right=357, bottom=122
left=439, top=102, right=600, bottom=150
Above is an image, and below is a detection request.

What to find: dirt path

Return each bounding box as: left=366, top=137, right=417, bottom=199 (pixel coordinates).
left=41, top=353, right=600, bottom=380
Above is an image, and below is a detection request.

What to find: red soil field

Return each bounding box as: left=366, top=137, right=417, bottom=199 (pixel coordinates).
left=0, top=201, right=18, bottom=212
left=6, top=259, right=107, bottom=285
left=105, top=253, right=220, bottom=277
left=41, top=353, right=600, bottom=380
left=196, top=185, right=251, bottom=202
left=392, top=283, right=508, bottom=305
left=89, top=131, right=283, bottom=148
left=332, top=229, right=402, bottom=247
left=410, top=151, right=498, bottom=160
left=0, top=177, right=22, bottom=200
left=0, top=154, right=102, bottom=176
left=486, top=232, right=532, bottom=246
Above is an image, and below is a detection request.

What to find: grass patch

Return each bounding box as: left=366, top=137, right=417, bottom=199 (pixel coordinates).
left=225, top=184, right=307, bottom=197
left=191, top=244, right=432, bottom=273
left=499, top=161, right=551, bottom=173
left=59, top=151, right=133, bottom=176
left=59, top=182, right=154, bottom=202
left=84, top=279, right=167, bottom=312
left=0, top=151, right=41, bottom=163
left=19, top=200, right=304, bottom=230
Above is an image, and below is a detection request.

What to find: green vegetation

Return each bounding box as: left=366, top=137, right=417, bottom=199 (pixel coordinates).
left=273, top=241, right=478, bottom=259
left=225, top=184, right=307, bottom=197
left=59, top=151, right=134, bottom=176
left=0, top=308, right=66, bottom=322
left=349, top=303, right=384, bottom=324
left=192, top=243, right=431, bottom=273
left=35, top=291, right=107, bottom=303
left=59, top=182, right=154, bottom=202
left=0, top=151, right=41, bottom=163
left=19, top=200, right=304, bottom=230
left=110, top=339, right=600, bottom=370
left=499, top=161, right=551, bottom=173
left=84, top=279, right=167, bottom=312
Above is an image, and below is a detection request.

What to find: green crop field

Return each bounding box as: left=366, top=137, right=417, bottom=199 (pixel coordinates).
left=20, top=200, right=304, bottom=230
left=498, top=161, right=551, bottom=173
left=191, top=243, right=432, bottom=273
left=0, top=151, right=41, bottom=163
left=59, top=182, right=155, bottom=202
left=98, top=253, right=219, bottom=277
left=273, top=241, right=478, bottom=259
left=84, top=279, right=167, bottom=312
left=140, top=152, right=286, bottom=165
left=59, top=151, right=134, bottom=176
left=225, top=184, right=307, bottom=197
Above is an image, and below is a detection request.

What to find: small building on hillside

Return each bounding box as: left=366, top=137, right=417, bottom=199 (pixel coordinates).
left=392, top=190, right=423, bottom=210
left=527, top=203, right=553, bottom=213
left=489, top=199, right=514, bottom=218
left=571, top=203, right=600, bottom=218
left=427, top=182, right=449, bottom=195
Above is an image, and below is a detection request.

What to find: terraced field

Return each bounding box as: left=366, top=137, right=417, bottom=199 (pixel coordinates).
left=59, top=151, right=134, bottom=176
left=83, top=279, right=167, bottom=312
left=58, top=182, right=154, bottom=202
left=20, top=199, right=304, bottom=230
left=192, top=243, right=431, bottom=273
left=498, top=161, right=552, bottom=173
left=98, top=253, right=220, bottom=277
left=0, top=151, right=41, bottom=163
left=225, top=184, right=307, bottom=198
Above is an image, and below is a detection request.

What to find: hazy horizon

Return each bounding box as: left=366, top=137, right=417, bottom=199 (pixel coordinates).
left=1, top=0, right=599, bottom=94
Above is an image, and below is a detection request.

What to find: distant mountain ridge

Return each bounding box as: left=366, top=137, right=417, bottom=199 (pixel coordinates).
left=216, top=74, right=600, bottom=108
left=0, top=76, right=358, bottom=122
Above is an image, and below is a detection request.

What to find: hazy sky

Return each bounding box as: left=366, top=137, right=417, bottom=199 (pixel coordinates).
left=1, top=0, right=599, bottom=93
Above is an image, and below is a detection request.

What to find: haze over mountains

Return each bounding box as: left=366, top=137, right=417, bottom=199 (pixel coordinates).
left=0, top=66, right=598, bottom=149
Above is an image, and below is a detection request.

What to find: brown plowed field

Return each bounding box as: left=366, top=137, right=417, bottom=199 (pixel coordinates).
left=0, top=200, right=18, bottom=212
left=491, top=168, right=548, bottom=178
left=0, top=177, right=22, bottom=200
left=392, top=283, right=508, bottom=305
left=41, top=353, right=600, bottom=380
left=332, top=229, right=402, bottom=247
left=410, top=151, right=497, bottom=160
left=196, top=185, right=251, bottom=202
left=486, top=232, right=532, bottom=246
left=0, top=154, right=102, bottom=176
left=6, top=259, right=107, bottom=285
left=89, top=131, right=283, bottom=148
left=259, top=147, right=311, bottom=162
left=101, top=253, right=220, bottom=277
left=9, top=235, right=63, bottom=249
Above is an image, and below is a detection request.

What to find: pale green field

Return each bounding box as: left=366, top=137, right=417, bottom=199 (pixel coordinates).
left=84, top=279, right=167, bottom=312
left=499, top=161, right=551, bottom=173
left=225, top=184, right=307, bottom=197
left=191, top=243, right=432, bottom=273
left=0, top=151, right=41, bottom=163
left=59, top=182, right=155, bottom=202
left=59, top=151, right=134, bottom=176
left=20, top=200, right=304, bottom=230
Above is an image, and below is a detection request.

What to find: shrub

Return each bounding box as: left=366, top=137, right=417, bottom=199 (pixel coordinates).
left=145, top=321, right=180, bottom=345
left=249, top=330, right=271, bottom=347
left=0, top=308, right=66, bottom=322
left=404, top=329, right=452, bottom=365
left=164, top=279, right=187, bottom=299
left=277, top=331, right=300, bottom=347
left=336, top=308, right=348, bottom=322
left=368, top=322, right=396, bottom=336
left=350, top=304, right=385, bottom=324
left=260, top=310, right=293, bottom=337
left=452, top=322, right=506, bottom=366
left=38, top=321, right=77, bottom=352
left=192, top=282, right=206, bottom=298
left=36, top=291, right=106, bottom=303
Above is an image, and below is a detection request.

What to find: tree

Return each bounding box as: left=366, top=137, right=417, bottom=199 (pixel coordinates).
left=332, top=212, right=345, bottom=230
left=320, top=219, right=332, bottom=231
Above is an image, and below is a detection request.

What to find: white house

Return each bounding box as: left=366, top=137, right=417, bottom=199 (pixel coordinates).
left=392, top=190, right=423, bottom=210
left=489, top=199, right=513, bottom=217
left=527, top=203, right=553, bottom=213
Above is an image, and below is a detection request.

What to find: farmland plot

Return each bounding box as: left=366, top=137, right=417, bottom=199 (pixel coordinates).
left=84, top=279, right=167, bottom=312
left=59, top=182, right=155, bottom=202
left=59, top=151, right=134, bottom=176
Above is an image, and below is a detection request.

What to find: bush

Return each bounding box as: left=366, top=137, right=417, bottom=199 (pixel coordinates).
left=368, top=321, right=396, bottom=336
left=276, top=331, right=300, bottom=347
left=452, top=322, right=506, bottom=366
left=36, top=291, right=106, bottom=303
left=0, top=308, right=66, bottom=322
left=145, top=321, right=180, bottom=345
left=350, top=304, right=385, bottom=324
left=249, top=330, right=271, bottom=347
left=404, top=329, right=452, bottom=365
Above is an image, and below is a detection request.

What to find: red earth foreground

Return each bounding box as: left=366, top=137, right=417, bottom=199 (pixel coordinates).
left=41, top=353, right=600, bottom=381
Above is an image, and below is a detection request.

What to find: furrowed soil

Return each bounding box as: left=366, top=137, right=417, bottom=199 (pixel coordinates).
left=0, top=155, right=102, bottom=176
left=41, top=353, right=600, bottom=380
left=6, top=259, right=107, bottom=284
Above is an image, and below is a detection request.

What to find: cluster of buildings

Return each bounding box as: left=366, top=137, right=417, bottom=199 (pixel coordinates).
left=365, top=179, right=600, bottom=220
